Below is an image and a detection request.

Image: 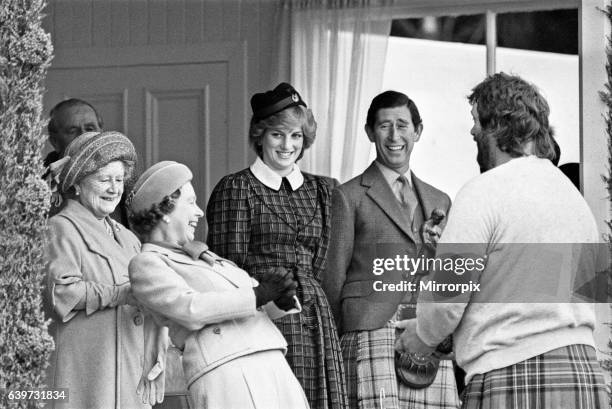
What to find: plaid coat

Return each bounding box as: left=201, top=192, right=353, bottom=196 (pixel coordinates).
left=206, top=168, right=348, bottom=409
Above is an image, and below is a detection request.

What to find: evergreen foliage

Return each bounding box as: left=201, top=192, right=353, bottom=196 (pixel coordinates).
left=601, top=4, right=612, bottom=406
left=0, top=1, right=54, bottom=407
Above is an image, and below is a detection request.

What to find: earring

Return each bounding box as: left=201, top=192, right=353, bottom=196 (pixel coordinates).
left=75, top=188, right=80, bottom=196
left=162, top=215, right=170, bottom=224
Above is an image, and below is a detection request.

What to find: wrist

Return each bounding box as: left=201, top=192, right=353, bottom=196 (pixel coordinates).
left=415, top=319, right=444, bottom=349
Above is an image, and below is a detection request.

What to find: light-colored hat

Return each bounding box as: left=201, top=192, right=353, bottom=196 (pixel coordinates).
left=127, top=161, right=193, bottom=214
left=58, top=131, right=136, bottom=193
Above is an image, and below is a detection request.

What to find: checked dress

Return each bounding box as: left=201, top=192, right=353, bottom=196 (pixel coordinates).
left=206, top=165, right=347, bottom=409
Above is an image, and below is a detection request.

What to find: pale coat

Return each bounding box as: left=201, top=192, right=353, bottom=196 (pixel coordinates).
left=322, top=162, right=452, bottom=334
left=128, top=243, right=309, bottom=409
left=44, top=199, right=146, bottom=409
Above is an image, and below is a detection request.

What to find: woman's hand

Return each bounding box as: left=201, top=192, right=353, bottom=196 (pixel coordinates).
left=125, top=288, right=140, bottom=307
left=253, top=267, right=298, bottom=307
left=136, top=363, right=164, bottom=405
left=274, top=293, right=297, bottom=311
left=137, top=321, right=168, bottom=405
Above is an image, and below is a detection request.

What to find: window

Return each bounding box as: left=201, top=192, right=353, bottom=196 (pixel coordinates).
left=381, top=9, right=578, bottom=199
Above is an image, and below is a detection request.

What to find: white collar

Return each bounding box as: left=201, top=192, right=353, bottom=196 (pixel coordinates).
left=375, top=161, right=412, bottom=188
left=250, top=157, right=304, bottom=191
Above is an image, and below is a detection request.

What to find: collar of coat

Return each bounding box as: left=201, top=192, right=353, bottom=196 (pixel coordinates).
left=58, top=199, right=138, bottom=256
left=250, top=156, right=304, bottom=191
left=140, top=242, right=249, bottom=288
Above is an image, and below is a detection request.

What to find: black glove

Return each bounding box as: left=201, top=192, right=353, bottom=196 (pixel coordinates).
left=274, top=292, right=297, bottom=311
left=253, top=267, right=297, bottom=307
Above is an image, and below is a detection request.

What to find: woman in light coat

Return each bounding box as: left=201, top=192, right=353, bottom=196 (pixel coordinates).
left=127, top=160, right=309, bottom=409
left=44, top=131, right=163, bottom=409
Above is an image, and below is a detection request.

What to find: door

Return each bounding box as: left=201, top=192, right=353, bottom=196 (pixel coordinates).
left=44, top=43, right=248, bottom=240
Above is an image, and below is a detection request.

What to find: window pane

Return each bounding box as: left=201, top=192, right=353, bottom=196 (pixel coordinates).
left=497, top=10, right=578, bottom=54
left=384, top=15, right=486, bottom=199
left=496, top=9, right=579, bottom=165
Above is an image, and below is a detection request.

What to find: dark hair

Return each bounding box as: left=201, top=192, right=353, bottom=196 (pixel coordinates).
left=48, top=98, right=104, bottom=135
left=248, top=105, right=317, bottom=161
left=128, top=188, right=181, bottom=238
left=366, top=91, right=422, bottom=129
left=468, top=72, right=555, bottom=160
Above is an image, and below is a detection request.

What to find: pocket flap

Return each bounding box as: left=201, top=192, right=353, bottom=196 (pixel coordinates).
left=341, top=280, right=374, bottom=298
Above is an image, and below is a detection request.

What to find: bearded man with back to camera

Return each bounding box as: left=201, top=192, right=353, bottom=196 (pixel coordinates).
left=395, top=72, right=609, bottom=409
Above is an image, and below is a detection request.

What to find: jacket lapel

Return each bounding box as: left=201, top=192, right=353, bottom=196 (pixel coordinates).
left=362, top=163, right=417, bottom=243
left=412, top=174, right=447, bottom=229
left=60, top=199, right=132, bottom=282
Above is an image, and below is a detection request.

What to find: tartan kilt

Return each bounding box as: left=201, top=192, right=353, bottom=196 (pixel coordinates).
left=341, top=322, right=460, bottom=409
left=462, top=344, right=609, bottom=409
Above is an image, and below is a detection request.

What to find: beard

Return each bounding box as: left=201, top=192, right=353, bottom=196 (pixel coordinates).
left=475, top=133, right=495, bottom=173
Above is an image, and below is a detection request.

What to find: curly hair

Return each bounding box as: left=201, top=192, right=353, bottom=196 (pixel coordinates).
left=468, top=72, right=555, bottom=160
left=248, top=105, right=317, bottom=161
left=128, top=188, right=181, bottom=238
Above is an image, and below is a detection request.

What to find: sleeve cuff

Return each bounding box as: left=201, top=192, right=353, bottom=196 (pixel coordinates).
left=415, top=319, right=444, bottom=348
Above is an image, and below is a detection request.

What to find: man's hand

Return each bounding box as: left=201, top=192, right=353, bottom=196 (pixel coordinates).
left=394, top=319, right=436, bottom=356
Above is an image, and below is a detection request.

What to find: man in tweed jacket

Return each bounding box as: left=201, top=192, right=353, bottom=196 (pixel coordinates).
left=322, top=91, right=459, bottom=409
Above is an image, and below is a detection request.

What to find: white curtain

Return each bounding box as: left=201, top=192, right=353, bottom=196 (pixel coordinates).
left=274, top=1, right=392, bottom=182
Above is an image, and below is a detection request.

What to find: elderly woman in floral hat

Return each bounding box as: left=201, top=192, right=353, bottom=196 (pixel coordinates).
left=44, top=131, right=164, bottom=409
left=206, top=83, right=347, bottom=409
left=127, top=160, right=308, bottom=409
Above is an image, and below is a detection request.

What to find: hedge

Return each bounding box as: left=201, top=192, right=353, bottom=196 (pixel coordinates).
left=0, top=1, right=54, bottom=408
left=602, top=4, right=612, bottom=407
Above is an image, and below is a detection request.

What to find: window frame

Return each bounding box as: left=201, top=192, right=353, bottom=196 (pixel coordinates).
left=375, top=0, right=606, bottom=235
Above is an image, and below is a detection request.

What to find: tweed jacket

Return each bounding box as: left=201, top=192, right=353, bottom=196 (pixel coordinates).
left=128, top=243, right=291, bottom=388
left=44, top=199, right=145, bottom=409
left=322, top=162, right=451, bottom=334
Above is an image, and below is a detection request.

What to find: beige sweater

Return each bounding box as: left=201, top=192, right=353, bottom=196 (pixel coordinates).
left=416, top=156, right=601, bottom=383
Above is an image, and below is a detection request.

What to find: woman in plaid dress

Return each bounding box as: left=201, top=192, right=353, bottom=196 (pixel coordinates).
left=206, top=83, right=347, bottom=409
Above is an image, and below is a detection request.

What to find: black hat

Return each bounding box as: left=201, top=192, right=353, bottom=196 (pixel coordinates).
left=250, top=82, right=307, bottom=121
